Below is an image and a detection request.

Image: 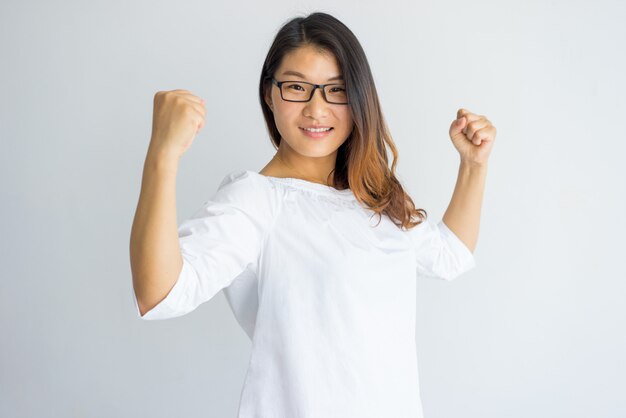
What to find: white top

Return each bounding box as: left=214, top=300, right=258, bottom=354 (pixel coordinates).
left=133, top=169, right=476, bottom=418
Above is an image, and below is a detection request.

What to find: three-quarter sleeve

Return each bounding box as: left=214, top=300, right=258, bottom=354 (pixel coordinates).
left=134, top=170, right=277, bottom=320
left=406, top=217, right=476, bottom=281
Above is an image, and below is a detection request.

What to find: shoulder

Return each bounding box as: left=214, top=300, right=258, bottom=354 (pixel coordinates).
left=216, top=169, right=273, bottom=195
left=211, top=169, right=281, bottom=217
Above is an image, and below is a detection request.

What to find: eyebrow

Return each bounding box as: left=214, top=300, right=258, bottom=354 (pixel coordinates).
left=281, top=70, right=344, bottom=81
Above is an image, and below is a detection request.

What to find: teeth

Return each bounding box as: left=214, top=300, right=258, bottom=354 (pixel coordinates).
left=303, top=127, right=332, bottom=132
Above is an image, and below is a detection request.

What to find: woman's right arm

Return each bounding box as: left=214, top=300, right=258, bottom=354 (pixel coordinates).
left=130, top=148, right=183, bottom=317
left=129, top=90, right=205, bottom=317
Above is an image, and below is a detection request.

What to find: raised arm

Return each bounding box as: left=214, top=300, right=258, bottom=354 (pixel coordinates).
left=442, top=108, right=497, bottom=253
left=130, top=90, right=206, bottom=317
left=442, top=163, right=487, bottom=253
left=130, top=150, right=184, bottom=317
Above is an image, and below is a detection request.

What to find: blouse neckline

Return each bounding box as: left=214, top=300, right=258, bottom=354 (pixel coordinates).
left=246, top=170, right=356, bottom=200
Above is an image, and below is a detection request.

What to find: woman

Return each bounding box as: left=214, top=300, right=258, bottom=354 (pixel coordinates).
left=130, top=11, right=496, bottom=418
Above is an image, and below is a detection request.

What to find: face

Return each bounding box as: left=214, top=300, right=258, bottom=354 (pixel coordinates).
left=264, top=45, right=353, bottom=162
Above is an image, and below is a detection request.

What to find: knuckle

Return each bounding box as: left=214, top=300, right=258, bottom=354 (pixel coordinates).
left=173, top=96, right=186, bottom=107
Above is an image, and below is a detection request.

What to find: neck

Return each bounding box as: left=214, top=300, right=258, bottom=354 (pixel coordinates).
left=273, top=149, right=336, bottom=186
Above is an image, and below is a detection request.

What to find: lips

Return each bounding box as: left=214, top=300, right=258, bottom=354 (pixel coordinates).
left=299, top=126, right=334, bottom=139
left=299, top=127, right=334, bottom=131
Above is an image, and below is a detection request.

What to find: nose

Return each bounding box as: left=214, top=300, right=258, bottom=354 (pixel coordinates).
left=304, top=86, right=329, bottom=117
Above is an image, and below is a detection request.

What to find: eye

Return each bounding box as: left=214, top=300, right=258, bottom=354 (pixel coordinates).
left=286, top=83, right=305, bottom=91
left=329, top=86, right=346, bottom=92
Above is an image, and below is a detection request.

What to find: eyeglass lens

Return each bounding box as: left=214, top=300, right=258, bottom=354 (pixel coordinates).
left=280, top=81, right=348, bottom=104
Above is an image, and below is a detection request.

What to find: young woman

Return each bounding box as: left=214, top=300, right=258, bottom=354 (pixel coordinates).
left=130, top=11, right=496, bottom=418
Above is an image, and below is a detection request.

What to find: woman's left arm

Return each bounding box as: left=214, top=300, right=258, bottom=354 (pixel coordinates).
left=442, top=108, right=497, bottom=253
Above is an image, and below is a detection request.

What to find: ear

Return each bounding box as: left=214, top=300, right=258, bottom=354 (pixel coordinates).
left=264, top=88, right=274, bottom=111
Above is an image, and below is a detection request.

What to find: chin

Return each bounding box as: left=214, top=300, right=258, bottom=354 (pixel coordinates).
left=292, top=146, right=337, bottom=159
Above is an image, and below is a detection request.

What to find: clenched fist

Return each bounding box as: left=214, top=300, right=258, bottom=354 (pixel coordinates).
left=148, top=89, right=206, bottom=160
left=448, top=108, right=496, bottom=167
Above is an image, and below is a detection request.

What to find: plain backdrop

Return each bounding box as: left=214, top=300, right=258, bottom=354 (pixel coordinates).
left=1, top=0, right=625, bottom=417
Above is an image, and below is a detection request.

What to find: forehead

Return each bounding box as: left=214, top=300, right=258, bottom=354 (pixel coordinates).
left=277, top=46, right=341, bottom=79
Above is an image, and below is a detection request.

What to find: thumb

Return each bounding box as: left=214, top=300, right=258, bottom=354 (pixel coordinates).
left=450, top=116, right=466, bottom=137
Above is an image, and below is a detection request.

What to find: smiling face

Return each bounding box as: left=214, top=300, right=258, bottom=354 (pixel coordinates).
left=264, top=45, right=353, bottom=174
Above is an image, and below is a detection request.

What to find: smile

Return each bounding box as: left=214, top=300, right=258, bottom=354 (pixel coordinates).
left=299, top=127, right=334, bottom=139
left=301, top=127, right=333, bottom=132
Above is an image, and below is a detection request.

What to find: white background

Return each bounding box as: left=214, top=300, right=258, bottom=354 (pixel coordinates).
left=1, top=0, right=624, bottom=417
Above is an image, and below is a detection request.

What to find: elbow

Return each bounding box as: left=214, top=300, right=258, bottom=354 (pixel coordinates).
left=136, top=299, right=151, bottom=318
left=439, top=259, right=476, bottom=281
left=132, top=284, right=155, bottom=318
left=429, top=248, right=477, bottom=281
left=131, top=256, right=185, bottom=320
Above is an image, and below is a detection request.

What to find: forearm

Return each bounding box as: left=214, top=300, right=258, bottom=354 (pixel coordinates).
left=442, top=162, right=488, bottom=253
left=129, top=147, right=184, bottom=316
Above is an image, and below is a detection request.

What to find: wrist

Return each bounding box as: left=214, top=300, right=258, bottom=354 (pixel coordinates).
left=460, top=159, right=488, bottom=172
left=145, top=146, right=180, bottom=173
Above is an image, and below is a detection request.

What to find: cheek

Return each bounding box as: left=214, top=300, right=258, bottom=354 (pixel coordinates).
left=278, top=106, right=305, bottom=127
left=337, top=110, right=353, bottom=128
left=274, top=108, right=296, bottom=127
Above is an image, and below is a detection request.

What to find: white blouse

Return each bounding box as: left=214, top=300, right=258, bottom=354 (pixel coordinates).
left=133, top=169, right=476, bottom=418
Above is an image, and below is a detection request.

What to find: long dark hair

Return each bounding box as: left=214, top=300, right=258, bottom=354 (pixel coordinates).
left=258, top=12, right=427, bottom=230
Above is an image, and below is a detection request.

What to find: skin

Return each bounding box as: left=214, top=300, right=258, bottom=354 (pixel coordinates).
left=442, top=109, right=497, bottom=252
left=259, top=46, right=498, bottom=253
left=260, top=45, right=354, bottom=185
left=259, top=45, right=498, bottom=253
left=132, top=50, right=497, bottom=316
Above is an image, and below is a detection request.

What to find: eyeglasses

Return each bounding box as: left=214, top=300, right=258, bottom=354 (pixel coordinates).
left=269, top=77, right=349, bottom=105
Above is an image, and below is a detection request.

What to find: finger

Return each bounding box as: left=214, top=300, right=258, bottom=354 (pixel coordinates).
left=193, top=101, right=206, bottom=115
left=195, top=117, right=205, bottom=133
left=173, top=90, right=204, bottom=105
left=456, top=108, right=483, bottom=126
left=472, top=127, right=487, bottom=144
left=184, top=98, right=206, bottom=116
left=472, top=125, right=495, bottom=144
left=465, top=119, right=490, bottom=141
left=450, top=116, right=466, bottom=136
left=181, top=93, right=205, bottom=105
left=456, top=109, right=478, bottom=135
left=457, top=108, right=478, bottom=120
left=189, top=105, right=205, bottom=122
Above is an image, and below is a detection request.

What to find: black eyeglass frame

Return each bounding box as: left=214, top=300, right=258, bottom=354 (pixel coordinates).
left=268, top=77, right=350, bottom=105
